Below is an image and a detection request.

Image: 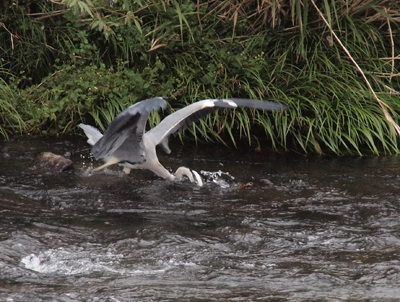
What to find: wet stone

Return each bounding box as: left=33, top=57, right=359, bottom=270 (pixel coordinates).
left=34, top=152, right=74, bottom=173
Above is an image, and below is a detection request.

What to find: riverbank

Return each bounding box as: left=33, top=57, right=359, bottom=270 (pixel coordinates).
left=1, top=0, right=399, bottom=155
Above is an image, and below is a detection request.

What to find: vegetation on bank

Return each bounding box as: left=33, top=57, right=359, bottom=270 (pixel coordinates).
left=1, top=0, right=400, bottom=155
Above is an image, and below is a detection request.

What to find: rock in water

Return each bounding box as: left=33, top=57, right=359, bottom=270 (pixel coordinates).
left=36, top=152, right=73, bottom=173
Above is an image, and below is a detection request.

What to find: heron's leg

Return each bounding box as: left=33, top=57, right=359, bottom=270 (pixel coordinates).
left=94, top=157, right=120, bottom=171
left=122, top=167, right=131, bottom=174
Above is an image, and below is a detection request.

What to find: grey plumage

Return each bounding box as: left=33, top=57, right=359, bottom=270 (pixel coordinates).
left=80, top=97, right=287, bottom=186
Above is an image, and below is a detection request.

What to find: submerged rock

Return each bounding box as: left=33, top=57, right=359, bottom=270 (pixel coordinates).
left=35, top=152, right=73, bottom=173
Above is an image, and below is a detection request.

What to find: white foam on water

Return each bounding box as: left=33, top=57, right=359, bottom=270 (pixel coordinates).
left=20, top=247, right=123, bottom=275
left=20, top=246, right=196, bottom=277
left=200, top=170, right=235, bottom=188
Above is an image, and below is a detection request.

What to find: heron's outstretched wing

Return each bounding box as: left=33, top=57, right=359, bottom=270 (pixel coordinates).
left=145, top=98, right=287, bottom=154
left=92, top=97, right=168, bottom=159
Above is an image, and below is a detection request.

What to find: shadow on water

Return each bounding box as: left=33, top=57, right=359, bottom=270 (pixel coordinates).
left=1, top=136, right=400, bottom=301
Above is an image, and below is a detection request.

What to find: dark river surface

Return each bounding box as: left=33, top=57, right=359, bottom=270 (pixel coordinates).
left=1, top=136, right=400, bottom=301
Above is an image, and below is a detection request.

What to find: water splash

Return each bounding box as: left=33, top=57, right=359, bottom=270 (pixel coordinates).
left=200, top=170, right=235, bottom=188
left=20, top=247, right=123, bottom=275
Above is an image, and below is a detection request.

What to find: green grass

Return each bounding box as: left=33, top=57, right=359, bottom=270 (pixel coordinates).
left=0, top=78, right=26, bottom=139
left=1, top=0, right=400, bottom=155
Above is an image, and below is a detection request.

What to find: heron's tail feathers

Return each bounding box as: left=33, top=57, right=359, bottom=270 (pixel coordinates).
left=79, top=123, right=103, bottom=146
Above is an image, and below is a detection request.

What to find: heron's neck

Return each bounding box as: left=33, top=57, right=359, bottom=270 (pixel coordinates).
left=146, top=162, right=175, bottom=181
left=174, top=167, right=195, bottom=182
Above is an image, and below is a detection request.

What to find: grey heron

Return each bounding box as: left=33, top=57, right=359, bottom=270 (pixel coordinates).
left=79, top=97, right=286, bottom=186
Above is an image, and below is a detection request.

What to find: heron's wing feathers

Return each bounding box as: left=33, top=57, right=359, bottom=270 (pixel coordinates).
left=223, top=98, right=287, bottom=111
left=146, top=98, right=287, bottom=153
left=79, top=124, right=103, bottom=145
left=155, top=106, right=215, bottom=154
left=92, top=97, right=167, bottom=159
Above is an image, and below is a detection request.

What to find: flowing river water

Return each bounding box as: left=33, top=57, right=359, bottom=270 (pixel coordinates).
left=1, top=136, right=400, bottom=301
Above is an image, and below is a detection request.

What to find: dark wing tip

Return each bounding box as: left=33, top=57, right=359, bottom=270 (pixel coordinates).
left=221, top=98, right=288, bottom=111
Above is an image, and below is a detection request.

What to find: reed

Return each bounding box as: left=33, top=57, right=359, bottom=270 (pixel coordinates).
left=0, top=78, right=26, bottom=139
left=1, top=0, right=399, bottom=155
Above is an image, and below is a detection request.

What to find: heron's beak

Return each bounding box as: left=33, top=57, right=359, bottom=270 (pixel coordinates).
left=191, top=170, right=203, bottom=187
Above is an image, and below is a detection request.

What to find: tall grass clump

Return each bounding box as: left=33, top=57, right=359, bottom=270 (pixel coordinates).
left=1, top=0, right=400, bottom=155
left=0, top=78, right=26, bottom=139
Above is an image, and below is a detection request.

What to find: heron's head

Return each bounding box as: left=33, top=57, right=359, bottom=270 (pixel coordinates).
left=174, top=167, right=203, bottom=186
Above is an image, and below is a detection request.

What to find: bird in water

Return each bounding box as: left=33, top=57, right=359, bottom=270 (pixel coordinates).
left=79, top=97, right=287, bottom=186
